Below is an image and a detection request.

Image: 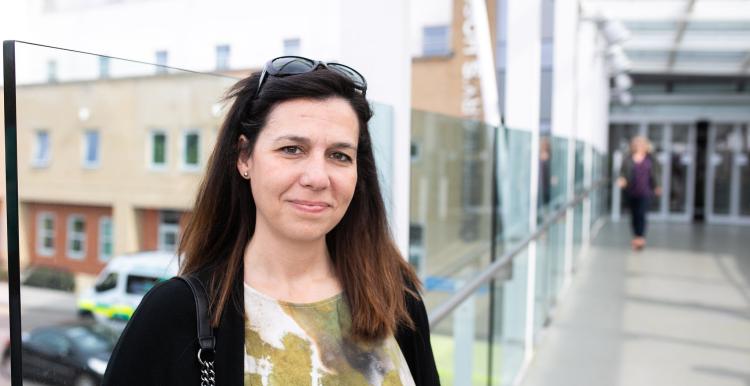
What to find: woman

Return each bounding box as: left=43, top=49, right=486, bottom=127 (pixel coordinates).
left=103, top=56, right=439, bottom=385
left=617, top=135, right=661, bottom=250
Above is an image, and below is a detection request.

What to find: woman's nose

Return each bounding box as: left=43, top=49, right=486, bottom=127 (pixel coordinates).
left=299, top=155, right=331, bottom=190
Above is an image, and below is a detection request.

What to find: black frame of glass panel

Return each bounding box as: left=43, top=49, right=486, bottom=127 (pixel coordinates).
left=3, top=39, right=23, bottom=386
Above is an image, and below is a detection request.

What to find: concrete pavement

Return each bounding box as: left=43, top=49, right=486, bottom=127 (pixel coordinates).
left=520, top=221, right=750, bottom=386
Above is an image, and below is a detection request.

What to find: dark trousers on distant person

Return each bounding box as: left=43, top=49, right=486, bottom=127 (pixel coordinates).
left=628, top=195, right=650, bottom=237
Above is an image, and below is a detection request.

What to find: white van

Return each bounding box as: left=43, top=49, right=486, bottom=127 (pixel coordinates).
left=77, top=251, right=180, bottom=321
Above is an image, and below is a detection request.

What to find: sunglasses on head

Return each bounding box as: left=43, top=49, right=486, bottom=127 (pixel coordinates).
left=256, top=56, right=368, bottom=96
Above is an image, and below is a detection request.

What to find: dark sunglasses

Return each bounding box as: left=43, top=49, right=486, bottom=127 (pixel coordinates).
left=256, top=56, right=367, bottom=96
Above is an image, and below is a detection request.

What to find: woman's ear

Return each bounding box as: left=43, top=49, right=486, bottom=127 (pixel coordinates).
left=236, top=135, right=252, bottom=179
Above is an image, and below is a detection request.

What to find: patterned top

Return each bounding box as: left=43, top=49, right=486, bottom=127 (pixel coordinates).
left=243, top=282, right=416, bottom=386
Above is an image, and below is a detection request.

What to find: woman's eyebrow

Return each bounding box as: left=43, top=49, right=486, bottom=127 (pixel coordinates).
left=272, top=135, right=310, bottom=145
left=272, top=135, right=357, bottom=151
left=331, top=142, right=358, bottom=151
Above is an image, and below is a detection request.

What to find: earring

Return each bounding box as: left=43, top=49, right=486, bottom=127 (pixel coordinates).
left=243, top=171, right=249, bottom=178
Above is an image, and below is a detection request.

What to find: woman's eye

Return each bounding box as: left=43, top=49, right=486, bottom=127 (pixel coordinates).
left=331, top=152, right=352, bottom=162
left=280, top=146, right=302, bottom=155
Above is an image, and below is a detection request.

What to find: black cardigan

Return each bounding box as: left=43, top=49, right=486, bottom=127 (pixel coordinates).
left=102, top=272, right=440, bottom=385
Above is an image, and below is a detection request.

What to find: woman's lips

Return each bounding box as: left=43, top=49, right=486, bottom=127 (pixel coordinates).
left=288, top=200, right=330, bottom=214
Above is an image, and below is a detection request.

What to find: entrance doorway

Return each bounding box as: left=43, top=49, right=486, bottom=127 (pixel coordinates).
left=705, top=122, right=750, bottom=224
left=610, top=121, right=697, bottom=222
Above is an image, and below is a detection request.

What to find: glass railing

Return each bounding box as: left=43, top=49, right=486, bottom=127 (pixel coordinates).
left=425, top=180, right=607, bottom=386
left=411, top=107, right=609, bottom=385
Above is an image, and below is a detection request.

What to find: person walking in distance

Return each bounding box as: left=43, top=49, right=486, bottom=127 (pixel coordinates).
left=617, top=136, right=661, bottom=250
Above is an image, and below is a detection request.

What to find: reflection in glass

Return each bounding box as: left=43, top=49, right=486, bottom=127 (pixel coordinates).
left=574, top=140, right=584, bottom=193
left=409, top=111, right=494, bottom=281
left=669, top=125, right=691, bottom=214
left=491, top=252, right=529, bottom=386
left=9, top=41, right=240, bottom=384
left=712, top=124, right=734, bottom=215
left=647, top=124, right=665, bottom=213
left=740, top=124, right=750, bottom=216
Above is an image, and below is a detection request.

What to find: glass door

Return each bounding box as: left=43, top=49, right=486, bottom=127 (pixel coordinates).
left=739, top=123, right=750, bottom=219
left=668, top=124, right=696, bottom=221
left=647, top=123, right=668, bottom=218
left=706, top=123, right=750, bottom=224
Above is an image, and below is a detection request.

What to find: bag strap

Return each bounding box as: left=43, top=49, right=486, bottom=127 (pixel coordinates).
left=175, top=275, right=216, bottom=386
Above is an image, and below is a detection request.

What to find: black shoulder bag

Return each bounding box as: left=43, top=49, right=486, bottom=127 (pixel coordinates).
left=175, top=275, right=216, bottom=386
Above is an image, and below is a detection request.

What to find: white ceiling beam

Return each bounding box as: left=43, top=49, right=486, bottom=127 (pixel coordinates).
left=667, top=0, right=697, bottom=71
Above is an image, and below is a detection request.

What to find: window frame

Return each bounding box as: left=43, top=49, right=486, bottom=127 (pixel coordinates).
left=422, top=25, right=452, bottom=57
left=36, top=212, right=56, bottom=257
left=66, top=214, right=86, bottom=260
left=181, top=129, right=201, bottom=171
left=32, top=130, right=51, bottom=168
left=148, top=130, right=168, bottom=170
left=215, top=44, right=230, bottom=70
left=155, top=50, right=168, bottom=74
left=98, top=216, right=113, bottom=262
left=157, top=211, right=180, bottom=252
left=283, top=38, right=301, bottom=56
left=82, top=129, right=100, bottom=169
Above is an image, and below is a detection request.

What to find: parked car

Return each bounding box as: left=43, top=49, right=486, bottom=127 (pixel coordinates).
left=77, top=251, right=179, bottom=321
left=1, top=320, right=120, bottom=386
left=21, top=265, right=76, bottom=292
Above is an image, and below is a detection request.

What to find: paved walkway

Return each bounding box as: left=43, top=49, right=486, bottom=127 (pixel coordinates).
left=521, top=221, right=750, bottom=386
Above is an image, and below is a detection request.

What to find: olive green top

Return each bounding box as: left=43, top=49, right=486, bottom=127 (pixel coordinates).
left=243, top=282, right=415, bottom=386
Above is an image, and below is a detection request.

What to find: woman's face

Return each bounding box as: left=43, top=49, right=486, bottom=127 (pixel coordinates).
left=631, top=137, right=648, bottom=154
left=238, top=97, right=359, bottom=243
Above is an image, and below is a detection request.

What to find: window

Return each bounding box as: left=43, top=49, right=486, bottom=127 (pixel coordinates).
left=158, top=211, right=180, bottom=252
left=99, top=217, right=113, bottom=262
left=94, top=272, right=118, bottom=292
left=126, top=275, right=160, bottom=295
left=422, top=25, right=451, bottom=57
left=182, top=130, right=200, bottom=169
left=36, top=212, right=55, bottom=256
left=83, top=130, right=100, bottom=168
left=149, top=131, right=167, bottom=169
left=99, top=56, right=110, bottom=79
left=216, top=44, right=230, bottom=70
left=283, top=38, right=301, bottom=56
left=28, top=331, right=71, bottom=356
left=67, top=215, right=86, bottom=259
left=32, top=130, right=51, bottom=167
left=47, top=60, right=57, bottom=82
left=155, top=50, right=168, bottom=74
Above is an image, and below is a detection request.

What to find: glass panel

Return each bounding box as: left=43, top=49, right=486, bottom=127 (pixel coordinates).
left=669, top=124, right=691, bottom=214
left=740, top=123, right=750, bottom=216
left=488, top=251, right=529, bottom=386
left=428, top=283, right=491, bottom=386
left=534, top=215, right=566, bottom=341
left=550, top=136, right=569, bottom=208
left=647, top=123, right=665, bottom=213
left=574, top=140, right=584, bottom=193
left=712, top=124, right=735, bottom=215
left=9, top=41, right=240, bottom=384
left=572, top=202, right=584, bottom=269
left=410, top=111, right=494, bottom=280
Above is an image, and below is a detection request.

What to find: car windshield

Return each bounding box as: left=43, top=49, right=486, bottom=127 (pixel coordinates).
left=64, top=324, right=118, bottom=354
left=126, top=274, right=160, bottom=295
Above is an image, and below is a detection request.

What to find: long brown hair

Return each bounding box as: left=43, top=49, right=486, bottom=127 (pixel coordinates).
left=178, top=69, right=420, bottom=341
